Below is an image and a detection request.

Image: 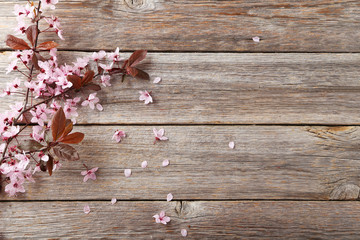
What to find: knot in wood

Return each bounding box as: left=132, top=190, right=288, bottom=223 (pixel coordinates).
left=330, top=183, right=360, bottom=200
left=124, top=0, right=155, bottom=12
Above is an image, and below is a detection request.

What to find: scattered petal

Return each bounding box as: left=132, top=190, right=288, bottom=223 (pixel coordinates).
left=124, top=169, right=132, bottom=177
left=141, top=161, right=148, bottom=168
left=181, top=229, right=188, bottom=237
left=111, top=198, right=117, bottom=205
left=153, top=77, right=162, bottom=84
left=167, top=193, right=173, bottom=202
left=84, top=204, right=90, bottom=214
left=229, top=141, right=235, bottom=149
left=162, top=159, right=170, bottom=167
left=252, top=36, right=260, bottom=42
left=153, top=211, right=171, bottom=225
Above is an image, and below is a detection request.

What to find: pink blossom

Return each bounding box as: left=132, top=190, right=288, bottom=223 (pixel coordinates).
left=38, top=152, right=49, bottom=162
left=112, top=130, right=126, bottom=143
left=124, top=169, right=131, bottom=177
left=84, top=204, right=91, bottom=214
left=229, top=141, right=235, bottom=149
left=167, top=193, right=173, bottom=202
left=30, top=108, right=47, bottom=126
left=33, top=163, right=41, bottom=174
left=24, top=168, right=35, bottom=183
left=52, top=160, right=62, bottom=171
left=91, top=50, right=106, bottom=62
left=5, top=179, right=25, bottom=197
left=111, top=198, right=117, bottom=205
left=14, top=19, right=27, bottom=35
left=153, top=77, right=162, bottom=84
left=107, top=47, right=121, bottom=62
left=73, top=57, right=89, bottom=70
left=141, top=161, right=148, bottom=168
left=6, top=60, right=18, bottom=74
left=81, top=167, right=99, bottom=182
left=41, top=0, right=59, bottom=10
left=66, top=97, right=81, bottom=107
left=139, top=90, right=153, bottom=104
left=101, top=75, right=111, bottom=87
left=153, top=128, right=168, bottom=142
left=2, top=126, right=20, bottom=138
left=32, top=126, right=45, bottom=142
left=81, top=93, right=103, bottom=111
left=153, top=211, right=171, bottom=225
left=252, top=36, right=260, bottom=42
left=64, top=104, right=78, bottom=121
left=99, top=62, right=113, bottom=72
left=162, top=159, right=170, bottom=167
left=181, top=229, right=188, bottom=237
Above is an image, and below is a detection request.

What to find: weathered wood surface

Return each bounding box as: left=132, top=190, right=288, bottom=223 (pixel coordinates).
left=2, top=201, right=360, bottom=239
left=1, top=52, right=360, bottom=124
left=1, top=125, right=360, bottom=201
left=1, top=1, right=360, bottom=52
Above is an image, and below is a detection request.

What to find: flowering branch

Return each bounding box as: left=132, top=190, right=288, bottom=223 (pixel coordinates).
left=0, top=0, right=150, bottom=196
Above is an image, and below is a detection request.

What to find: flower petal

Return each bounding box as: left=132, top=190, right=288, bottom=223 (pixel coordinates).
left=181, top=229, right=188, bottom=237
left=162, top=159, right=169, bottom=167
left=167, top=193, right=173, bottom=202
left=252, top=36, right=260, bottom=42
left=141, top=161, right=148, bottom=168
left=153, top=77, right=162, bottom=84
left=111, top=198, right=117, bottom=205
left=229, top=141, right=235, bottom=149
left=124, top=169, right=132, bottom=177
left=83, top=204, right=90, bottom=214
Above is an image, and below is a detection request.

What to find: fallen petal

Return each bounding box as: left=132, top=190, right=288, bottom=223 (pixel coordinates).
left=84, top=204, right=91, bottom=214
left=167, top=193, right=173, bottom=202
left=181, top=229, right=188, bottom=237
left=162, top=159, right=169, bottom=167
left=124, top=169, right=132, bottom=177
left=141, top=161, right=148, bottom=168
left=111, top=198, right=117, bottom=205
left=153, top=77, right=162, bottom=84
left=252, top=36, right=260, bottom=42
left=229, top=141, right=235, bottom=149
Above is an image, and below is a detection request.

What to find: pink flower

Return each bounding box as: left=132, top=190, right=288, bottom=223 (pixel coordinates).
left=181, top=229, right=188, bottom=237
left=252, top=36, right=260, bottom=42
left=139, top=90, right=153, bottom=104
left=141, top=161, right=148, bottom=168
left=153, top=77, right=162, bottom=84
left=107, top=47, right=121, bottom=62
left=24, top=168, right=35, bottom=183
left=112, top=130, right=126, bottom=143
left=6, top=60, right=18, bottom=74
left=124, top=169, right=132, bottom=177
left=229, top=141, right=235, bottom=149
left=153, top=128, right=168, bottom=142
left=153, top=211, right=170, bottom=225
left=52, top=160, right=62, bottom=171
left=111, top=198, right=117, bottom=205
left=167, top=193, right=173, bottom=202
left=99, top=62, right=113, bottom=72
left=91, top=50, right=106, bottom=62
left=41, top=0, right=59, bottom=10
left=83, top=204, right=91, bottom=214
left=162, top=159, right=170, bottom=167
left=81, top=93, right=103, bottom=111
left=5, top=179, right=25, bottom=197
left=3, top=126, right=20, bottom=138
left=81, top=167, right=99, bottom=182
left=101, top=75, right=111, bottom=87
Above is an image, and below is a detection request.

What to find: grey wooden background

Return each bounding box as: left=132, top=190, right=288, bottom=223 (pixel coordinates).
left=1, top=0, right=360, bottom=239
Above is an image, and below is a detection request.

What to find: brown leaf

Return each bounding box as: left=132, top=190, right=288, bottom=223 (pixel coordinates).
left=5, top=35, right=31, bottom=50
left=59, top=132, right=84, bottom=144
left=25, top=25, right=38, bottom=46
left=53, top=144, right=80, bottom=161
left=51, top=107, right=66, bottom=142
left=63, top=120, right=73, bottom=137
left=67, top=75, right=82, bottom=90
left=37, top=41, right=59, bottom=50
left=127, top=50, right=147, bottom=67
left=134, top=68, right=150, bottom=80
left=31, top=53, right=40, bottom=70
left=127, top=67, right=138, bottom=77
left=46, top=155, right=54, bottom=176
left=18, top=140, right=44, bottom=152
left=82, top=70, right=95, bottom=85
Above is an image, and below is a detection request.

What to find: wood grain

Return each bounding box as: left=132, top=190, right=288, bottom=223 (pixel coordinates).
left=1, top=52, right=360, bottom=124
left=2, top=125, right=360, bottom=200
left=2, top=201, right=360, bottom=239
left=1, top=1, right=360, bottom=52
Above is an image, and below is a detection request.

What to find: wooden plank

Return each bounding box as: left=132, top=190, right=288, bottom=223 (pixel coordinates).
left=2, top=125, right=360, bottom=200
left=1, top=1, right=360, bottom=52
left=2, top=201, right=360, bottom=239
left=1, top=52, right=360, bottom=124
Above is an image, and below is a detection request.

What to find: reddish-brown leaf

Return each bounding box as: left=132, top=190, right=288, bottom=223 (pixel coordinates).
left=25, top=25, right=38, bottom=46
left=82, top=83, right=101, bottom=91
left=63, top=119, right=73, bottom=137
left=37, top=41, right=59, bottom=50
left=127, top=50, right=147, bottom=67
left=127, top=67, right=138, bottom=77
left=82, top=70, right=95, bottom=85
left=46, top=155, right=54, bottom=176
left=51, top=107, right=66, bottom=141
left=67, top=75, right=82, bottom=89
left=5, top=35, right=31, bottom=50
left=53, top=144, right=80, bottom=161
left=134, top=68, right=150, bottom=80
left=59, top=132, right=84, bottom=144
